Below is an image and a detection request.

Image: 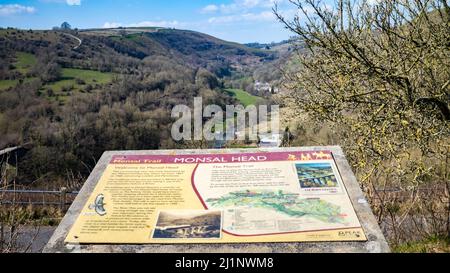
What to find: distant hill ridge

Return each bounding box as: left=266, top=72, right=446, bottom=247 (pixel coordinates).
left=79, top=27, right=277, bottom=75
left=0, top=26, right=277, bottom=78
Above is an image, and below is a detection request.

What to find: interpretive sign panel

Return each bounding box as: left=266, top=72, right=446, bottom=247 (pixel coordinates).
left=65, top=150, right=366, bottom=244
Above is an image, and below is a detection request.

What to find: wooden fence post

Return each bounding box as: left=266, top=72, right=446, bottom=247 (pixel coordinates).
left=0, top=223, right=3, bottom=250
left=60, top=187, right=67, bottom=211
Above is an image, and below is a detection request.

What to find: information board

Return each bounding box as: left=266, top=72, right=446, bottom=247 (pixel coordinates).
left=65, top=150, right=366, bottom=244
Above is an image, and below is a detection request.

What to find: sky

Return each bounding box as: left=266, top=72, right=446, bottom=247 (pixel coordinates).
left=0, top=0, right=330, bottom=43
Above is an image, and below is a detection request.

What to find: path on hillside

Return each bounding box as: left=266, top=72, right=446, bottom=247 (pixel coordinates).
left=62, top=33, right=82, bottom=50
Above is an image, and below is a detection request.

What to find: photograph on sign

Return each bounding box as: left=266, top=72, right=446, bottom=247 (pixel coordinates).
left=152, top=210, right=222, bottom=239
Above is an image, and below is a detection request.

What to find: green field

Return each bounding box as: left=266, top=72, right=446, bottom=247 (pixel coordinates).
left=44, top=68, right=113, bottom=93
left=1, top=65, right=113, bottom=93
left=0, top=79, right=18, bottom=90
left=213, top=88, right=263, bottom=132
left=0, top=77, right=39, bottom=91
left=1, top=53, right=114, bottom=95
left=14, top=52, right=37, bottom=74
left=0, top=52, right=38, bottom=90
left=224, top=88, right=262, bottom=107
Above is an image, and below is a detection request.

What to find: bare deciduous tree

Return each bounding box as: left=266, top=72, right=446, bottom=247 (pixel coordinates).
left=275, top=0, right=449, bottom=245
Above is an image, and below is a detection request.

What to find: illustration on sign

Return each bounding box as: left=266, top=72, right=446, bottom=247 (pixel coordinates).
left=88, top=194, right=107, bottom=216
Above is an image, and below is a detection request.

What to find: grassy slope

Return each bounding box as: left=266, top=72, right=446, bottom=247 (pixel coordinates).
left=44, top=68, right=113, bottom=93
left=0, top=50, right=113, bottom=93
left=2, top=77, right=38, bottom=88
left=15, top=52, right=37, bottom=74
left=0, top=79, right=18, bottom=90
left=215, top=89, right=263, bottom=133
left=224, top=88, right=262, bottom=107
left=0, top=52, right=38, bottom=90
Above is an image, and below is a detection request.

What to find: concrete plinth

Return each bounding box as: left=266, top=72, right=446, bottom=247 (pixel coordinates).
left=44, top=146, right=390, bottom=253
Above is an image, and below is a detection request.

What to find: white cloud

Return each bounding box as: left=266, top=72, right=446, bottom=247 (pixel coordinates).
left=242, top=0, right=262, bottom=8
left=0, top=4, right=36, bottom=16
left=66, top=0, right=81, bottom=5
left=39, top=0, right=81, bottom=6
left=103, top=22, right=122, bottom=28
left=102, top=20, right=183, bottom=29
left=222, top=0, right=282, bottom=12
left=202, top=0, right=285, bottom=24
left=201, top=4, right=219, bottom=14
left=200, top=0, right=283, bottom=15
left=208, top=11, right=276, bottom=24
left=128, top=20, right=181, bottom=28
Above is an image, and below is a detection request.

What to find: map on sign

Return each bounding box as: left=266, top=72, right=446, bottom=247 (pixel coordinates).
left=65, top=150, right=366, bottom=244
left=207, top=190, right=345, bottom=223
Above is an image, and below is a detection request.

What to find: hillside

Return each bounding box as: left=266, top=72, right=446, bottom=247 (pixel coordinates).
left=83, top=27, right=275, bottom=74
left=0, top=27, right=279, bottom=188
left=0, top=26, right=276, bottom=106
left=0, top=27, right=275, bottom=85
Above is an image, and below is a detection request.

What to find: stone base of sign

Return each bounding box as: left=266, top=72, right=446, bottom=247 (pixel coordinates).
left=43, top=146, right=390, bottom=253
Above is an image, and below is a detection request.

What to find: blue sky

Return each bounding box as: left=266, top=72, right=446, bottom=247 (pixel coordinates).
left=0, top=0, right=327, bottom=43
